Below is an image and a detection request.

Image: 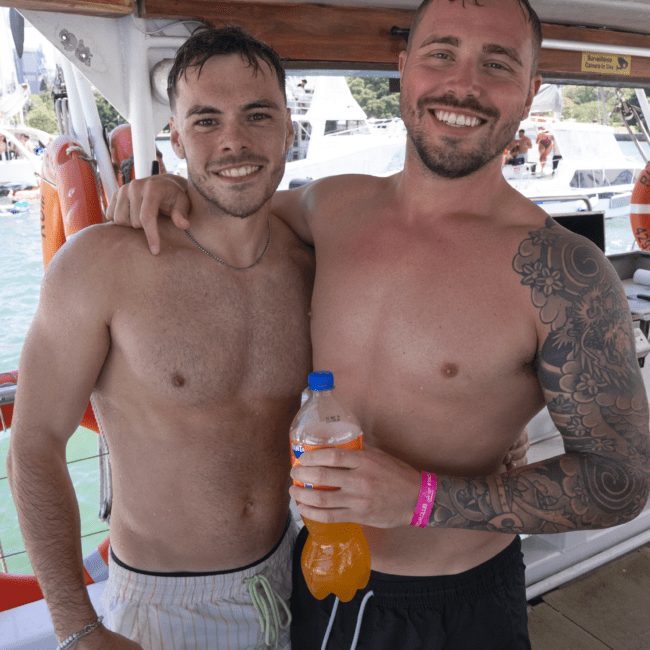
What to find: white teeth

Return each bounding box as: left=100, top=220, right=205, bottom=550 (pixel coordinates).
left=433, top=110, right=481, bottom=128
left=218, top=165, right=259, bottom=178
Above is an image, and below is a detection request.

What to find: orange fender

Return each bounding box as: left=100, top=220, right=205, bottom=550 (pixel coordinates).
left=109, top=124, right=166, bottom=186
left=0, top=536, right=110, bottom=612
left=0, top=370, right=18, bottom=430
left=630, top=161, right=650, bottom=251
left=40, top=135, right=104, bottom=269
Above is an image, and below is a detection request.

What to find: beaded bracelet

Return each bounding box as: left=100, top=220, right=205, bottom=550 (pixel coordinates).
left=56, top=616, right=104, bottom=650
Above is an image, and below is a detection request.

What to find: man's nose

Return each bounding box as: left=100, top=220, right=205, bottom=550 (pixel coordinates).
left=219, top=119, right=250, bottom=152
left=443, top=58, right=482, bottom=98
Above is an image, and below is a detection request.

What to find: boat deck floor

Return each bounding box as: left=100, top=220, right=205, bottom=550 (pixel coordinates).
left=527, top=541, right=650, bottom=650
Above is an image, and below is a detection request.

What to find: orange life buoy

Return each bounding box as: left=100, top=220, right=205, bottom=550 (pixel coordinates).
left=0, top=137, right=111, bottom=612
left=631, top=161, right=650, bottom=251
left=0, top=536, right=110, bottom=612
left=40, top=135, right=104, bottom=269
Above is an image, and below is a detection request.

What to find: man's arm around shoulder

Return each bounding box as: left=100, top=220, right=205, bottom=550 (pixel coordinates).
left=7, top=227, right=142, bottom=648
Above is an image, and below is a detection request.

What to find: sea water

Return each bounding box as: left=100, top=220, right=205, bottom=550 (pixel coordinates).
left=0, top=139, right=648, bottom=575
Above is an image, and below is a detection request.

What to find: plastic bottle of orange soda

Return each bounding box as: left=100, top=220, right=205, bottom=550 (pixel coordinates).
left=290, top=371, right=371, bottom=603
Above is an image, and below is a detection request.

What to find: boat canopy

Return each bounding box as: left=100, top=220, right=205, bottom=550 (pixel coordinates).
left=1, top=1, right=650, bottom=83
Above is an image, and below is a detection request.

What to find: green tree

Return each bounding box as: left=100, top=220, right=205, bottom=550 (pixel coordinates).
left=95, top=93, right=124, bottom=132
left=347, top=77, right=401, bottom=119
left=25, top=90, right=58, bottom=135
left=562, top=86, right=645, bottom=130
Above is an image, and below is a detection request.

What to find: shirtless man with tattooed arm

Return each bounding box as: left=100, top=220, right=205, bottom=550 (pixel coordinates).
left=109, top=0, right=650, bottom=647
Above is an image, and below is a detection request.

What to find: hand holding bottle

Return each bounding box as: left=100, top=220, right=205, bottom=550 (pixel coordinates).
left=289, top=371, right=371, bottom=603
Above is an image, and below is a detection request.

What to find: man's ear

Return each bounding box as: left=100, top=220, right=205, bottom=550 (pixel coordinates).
left=170, top=117, right=186, bottom=160
left=285, top=107, right=295, bottom=153
left=523, top=74, right=543, bottom=120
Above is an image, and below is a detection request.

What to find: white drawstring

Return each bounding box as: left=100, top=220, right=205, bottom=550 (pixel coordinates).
left=244, top=574, right=291, bottom=647
left=350, top=591, right=374, bottom=650
left=320, top=591, right=375, bottom=650
left=321, top=597, right=339, bottom=650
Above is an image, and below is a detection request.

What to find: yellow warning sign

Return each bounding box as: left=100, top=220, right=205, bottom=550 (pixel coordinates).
left=581, top=52, right=631, bottom=75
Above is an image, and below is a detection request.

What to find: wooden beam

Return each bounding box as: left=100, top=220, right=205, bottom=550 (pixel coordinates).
left=1, top=0, right=133, bottom=16
left=141, top=1, right=412, bottom=64
left=142, top=1, right=650, bottom=82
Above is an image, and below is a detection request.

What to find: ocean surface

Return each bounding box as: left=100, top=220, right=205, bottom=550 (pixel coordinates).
left=0, top=138, right=649, bottom=575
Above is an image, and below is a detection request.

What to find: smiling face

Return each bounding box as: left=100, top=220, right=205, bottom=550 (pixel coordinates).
left=170, top=53, right=293, bottom=218
left=398, top=0, right=541, bottom=179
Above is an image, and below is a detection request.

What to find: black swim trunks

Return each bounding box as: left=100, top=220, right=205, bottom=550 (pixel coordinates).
left=291, top=529, right=530, bottom=650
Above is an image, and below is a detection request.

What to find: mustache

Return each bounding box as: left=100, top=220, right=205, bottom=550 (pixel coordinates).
left=417, top=95, right=500, bottom=121
left=207, top=154, right=269, bottom=172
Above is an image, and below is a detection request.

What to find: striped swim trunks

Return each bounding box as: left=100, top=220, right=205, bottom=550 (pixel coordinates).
left=102, top=516, right=297, bottom=650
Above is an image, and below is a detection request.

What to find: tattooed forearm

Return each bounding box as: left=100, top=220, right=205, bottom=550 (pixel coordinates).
left=429, top=217, right=650, bottom=534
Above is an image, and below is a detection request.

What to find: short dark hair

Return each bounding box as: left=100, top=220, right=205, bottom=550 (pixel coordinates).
left=167, top=26, right=286, bottom=111
left=407, top=0, right=542, bottom=76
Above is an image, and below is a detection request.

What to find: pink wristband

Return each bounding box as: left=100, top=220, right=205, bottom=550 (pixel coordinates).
left=410, top=472, right=437, bottom=527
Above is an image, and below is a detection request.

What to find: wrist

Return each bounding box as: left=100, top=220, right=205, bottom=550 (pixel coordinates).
left=56, top=616, right=103, bottom=650
left=409, top=471, right=437, bottom=528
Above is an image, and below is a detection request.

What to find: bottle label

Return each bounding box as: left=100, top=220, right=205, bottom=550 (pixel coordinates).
left=290, top=436, right=363, bottom=490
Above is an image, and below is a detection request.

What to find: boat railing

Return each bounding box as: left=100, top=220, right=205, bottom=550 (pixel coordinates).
left=288, top=98, right=312, bottom=115
left=0, top=385, right=108, bottom=574
left=532, top=194, right=593, bottom=211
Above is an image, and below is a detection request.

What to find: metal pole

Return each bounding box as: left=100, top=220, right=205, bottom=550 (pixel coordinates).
left=125, top=18, right=158, bottom=179
left=0, top=539, right=8, bottom=574
left=71, top=66, right=119, bottom=204
left=635, top=89, right=650, bottom=140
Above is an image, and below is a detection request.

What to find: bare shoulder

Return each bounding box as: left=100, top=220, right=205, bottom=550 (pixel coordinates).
left=300, top=173, right=392, bottom=226
left=512, top=214, right=630, bottom=348
left=43, top=223, right=149, bottom=307
left=304, top=173, right=388, bottom=204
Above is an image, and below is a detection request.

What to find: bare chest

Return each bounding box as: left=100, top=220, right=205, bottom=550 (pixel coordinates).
left=313, top=219, right=536, bottom=376
left=105, top=262, right=313, bottom=405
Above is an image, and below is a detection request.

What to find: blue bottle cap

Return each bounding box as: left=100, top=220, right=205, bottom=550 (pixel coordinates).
left=308, top=371, right=334, bottom=391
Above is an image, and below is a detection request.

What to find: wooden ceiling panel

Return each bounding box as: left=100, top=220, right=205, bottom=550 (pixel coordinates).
left=142, top=1, right=650, bottom=83
left=1, top=0, right=132, bottom=16
left=141, top=1, right=413, bottom=63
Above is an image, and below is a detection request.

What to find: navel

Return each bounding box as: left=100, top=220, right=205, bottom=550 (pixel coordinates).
left=441, top=362, right=459, bottom=379
left=171, top=372, right=186, bottom=388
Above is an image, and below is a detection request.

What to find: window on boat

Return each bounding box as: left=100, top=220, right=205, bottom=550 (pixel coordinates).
left=569, top=168, right=640, bottom=189
left=324, top=120, right=371, bottom=136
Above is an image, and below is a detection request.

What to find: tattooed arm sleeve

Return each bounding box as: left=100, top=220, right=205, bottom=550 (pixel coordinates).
left=428, top=218, right=650, bottom=534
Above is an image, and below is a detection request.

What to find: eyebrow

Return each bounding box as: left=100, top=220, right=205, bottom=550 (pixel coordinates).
left=419, top=35, right=459, bottom=49
left=418, top=35, right=523, bottom=68
left=185, top=100, right=282, bottom=119
left=483, top=43, right=523, bottom=67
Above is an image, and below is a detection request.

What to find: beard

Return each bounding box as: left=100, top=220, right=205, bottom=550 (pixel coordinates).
left=188, top=152, right=287, bottom=218
left=403, top=93, right=522, bottom=179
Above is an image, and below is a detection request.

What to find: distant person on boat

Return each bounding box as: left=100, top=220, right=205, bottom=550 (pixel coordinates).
left=8, top=26, right=314, bottom=650
left=0, top=136, right=16, bottom=161
left=294, top=78, right=310, bottom=113
left=17, top=133, right=33, bottom=156
left=107, top=0, right=650, bottom=649
left=512, top=128, right=533, bottom=162
left=536, top=127, right=554, bottom=172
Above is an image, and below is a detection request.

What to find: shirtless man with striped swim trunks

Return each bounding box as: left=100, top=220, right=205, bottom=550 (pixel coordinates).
left=8, top=28, right=313, bottom=650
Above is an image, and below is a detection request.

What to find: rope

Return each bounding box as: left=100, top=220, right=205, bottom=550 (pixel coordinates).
left=0, top=529, right=107, bottom=563
left=244, top=574, right=291, bottom=647
left=120, top=156, right=134, bottom=186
